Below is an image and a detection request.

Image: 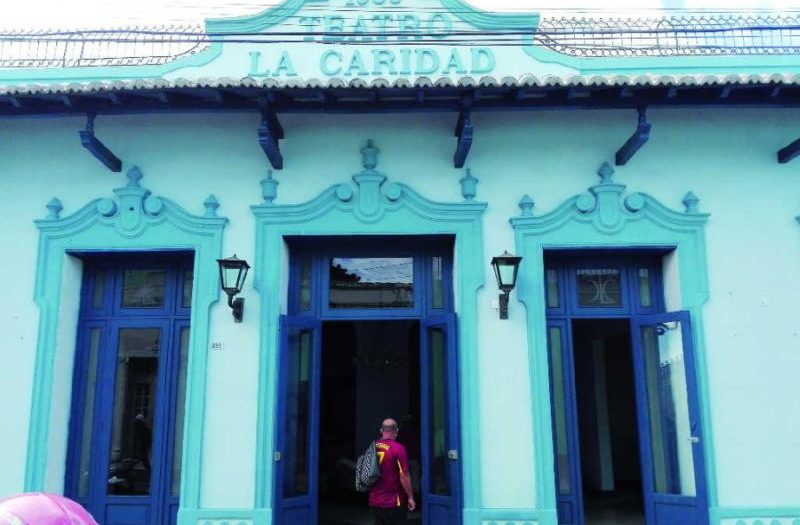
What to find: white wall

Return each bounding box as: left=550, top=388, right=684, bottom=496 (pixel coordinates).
left=0, top=107, right=798, bottom=510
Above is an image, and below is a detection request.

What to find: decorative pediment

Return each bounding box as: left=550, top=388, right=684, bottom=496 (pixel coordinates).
left=252, top=139, right=485, bottom=225
left=37, top=166, right=226, bottom=239
left=513, top=162, right=708, bottom=235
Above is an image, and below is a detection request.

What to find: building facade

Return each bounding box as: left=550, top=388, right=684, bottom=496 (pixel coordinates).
left=0, top=2, right=799, bottom=525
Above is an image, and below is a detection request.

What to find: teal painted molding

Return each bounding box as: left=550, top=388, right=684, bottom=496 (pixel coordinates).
left=28, top=166, right=227, bottom=515
left=521, top=35, right=800, bottom=75
left=510, top=162, right=716, bottom=512
left=207, top=0, right=538, bottom=34
left=709, top=507, right=800, bottom=525
left=250, top=141, right=487, bottom=515
left=0, top=43, right=222, bottom=84
left=473, top=507, right=557, bottom=525
left=177, top=507, right=271, bottom=525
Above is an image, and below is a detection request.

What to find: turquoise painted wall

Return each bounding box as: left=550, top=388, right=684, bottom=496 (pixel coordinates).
left=0, top=108, right=798, bottom=523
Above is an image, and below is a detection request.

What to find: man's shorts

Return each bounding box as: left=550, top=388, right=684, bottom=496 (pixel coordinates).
left=370, top=506, right=407, bottom=525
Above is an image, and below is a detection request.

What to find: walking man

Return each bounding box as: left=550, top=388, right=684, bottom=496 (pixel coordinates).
left=369, top=418, right=416, bottom=524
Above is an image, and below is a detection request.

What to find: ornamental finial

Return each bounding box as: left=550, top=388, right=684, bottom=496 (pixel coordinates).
left=597, top=162, right=615, bottom=184
left=261, top=170, right=279, bottom=204
left=519, top=194, right=535, bottom=217
left=126, top=166, right=143, bottom=188
left=46, top=197, right=63, bottom=219
left=203, top=195, right=220, bottom=217
left=361, top=140, right=380, bottom=171
left=682, top=191, right=700, bottom=214
left=459, top=168, right=478, bottom=201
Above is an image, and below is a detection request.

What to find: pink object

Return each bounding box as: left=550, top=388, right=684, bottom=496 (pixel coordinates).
left=0, top=493, right=98, bottom=525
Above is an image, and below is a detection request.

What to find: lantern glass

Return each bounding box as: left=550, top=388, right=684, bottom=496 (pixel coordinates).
left=491, top=251, right=522, bottom=292
left=218, top=255, right=250, bottom=295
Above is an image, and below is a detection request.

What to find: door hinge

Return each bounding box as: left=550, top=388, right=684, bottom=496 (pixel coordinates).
left=274, top=451, right=282, bottom=461
left=447, top=450, right=458, bottom=460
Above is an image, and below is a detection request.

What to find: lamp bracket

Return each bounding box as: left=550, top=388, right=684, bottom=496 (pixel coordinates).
left=228, top=295, right=245, bottom=323
left=499, top=292, right=510, bottom=320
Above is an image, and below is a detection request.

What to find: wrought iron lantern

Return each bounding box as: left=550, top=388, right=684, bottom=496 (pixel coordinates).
left=217, top=254, right=251, bottom=323
left=491, top=250, right=523, bottom=320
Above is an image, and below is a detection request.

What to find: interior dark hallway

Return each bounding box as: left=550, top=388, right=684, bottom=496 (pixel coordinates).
left=572, top=319, right=645, bottom=525
left=318, top=320, right=421, bottom=525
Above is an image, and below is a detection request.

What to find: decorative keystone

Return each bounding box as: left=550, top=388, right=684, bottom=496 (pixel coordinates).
left=519, top=194, right=535, bottom=217
left=45, top=198, right=63, bottom=219
left=683, top=191, right=700, bottom=214
left=460, top=168, right=478, bottom=202
left=361, top=139, right=379, bottom=171
left=261, top=170, right=279, bottom=204
left=126, top=166, right=143, bottom=187
left=203, top=195, right=220, bottom=217
left=598, top=162, right=615, bottom=184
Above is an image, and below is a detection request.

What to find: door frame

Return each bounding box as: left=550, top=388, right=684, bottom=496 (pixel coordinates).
left=544, top=254, right=668, bottom=525
left=65, top=256, right=193, bottom=525
left=272, top=236, right=463, bottom=524
left=512, top=163, right=715, bottom=523
left=252, top=166, right=487, bottom=517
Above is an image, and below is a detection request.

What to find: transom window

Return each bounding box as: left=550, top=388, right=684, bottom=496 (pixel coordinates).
left=544, top=253, right=664, bottom=316
left=287, top=236, right=453, bottom=318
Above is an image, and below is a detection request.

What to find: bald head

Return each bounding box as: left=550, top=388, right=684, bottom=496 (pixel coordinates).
left=380, top=418, right=399, bottom=439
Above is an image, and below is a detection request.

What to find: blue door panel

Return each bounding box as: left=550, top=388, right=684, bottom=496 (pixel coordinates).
left=274, top=316, right=321, bottom=525
left=631, top=311, right=708, bottom=525
left=420, top=315, right=462, bottom=525
left=67, top=258, right=191, bottom=525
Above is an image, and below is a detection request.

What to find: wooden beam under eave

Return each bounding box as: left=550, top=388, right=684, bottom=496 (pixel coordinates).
left=778, top=137, right=800, bottom=164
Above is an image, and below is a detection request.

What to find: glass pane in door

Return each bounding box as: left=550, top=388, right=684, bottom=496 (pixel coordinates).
left=641, top=322, right=697, bottom=496
left=547, top=326, right=571, bottom=494
left=428, top=327, right=449, bottom=495
left=283, top=329, right=313, bottom=496
left=107, top=328, right=161, bottom=495
left=78, top=328, right=101, bottom=497
left=171, top=327, right=190, bottom=497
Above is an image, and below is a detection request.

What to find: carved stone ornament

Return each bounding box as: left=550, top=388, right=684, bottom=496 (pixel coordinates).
left=514, top=162, right=707, bottom=236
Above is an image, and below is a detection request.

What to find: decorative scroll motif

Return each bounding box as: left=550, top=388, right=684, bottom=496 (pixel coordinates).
left=516, top=162, right=705, bottom=235
left=41, top=166, right=221, bottom=239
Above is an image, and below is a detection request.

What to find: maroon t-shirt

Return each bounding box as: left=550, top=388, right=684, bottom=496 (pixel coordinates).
left=368, top=438, right=409, bottom=509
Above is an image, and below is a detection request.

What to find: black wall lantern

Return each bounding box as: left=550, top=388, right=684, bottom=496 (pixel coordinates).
left=491, top=250, right=523, bottom=320
left=217, top=254, right=251, bottom=323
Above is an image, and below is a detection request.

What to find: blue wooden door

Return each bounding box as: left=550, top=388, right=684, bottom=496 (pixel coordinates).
left=274, top=315, right=322, bottom=525
left=631, top=311, right=708, bottom=525
left=420, top=314, right=462, bottom=525
left=545, top=320, right=584, bottom=525
left=67, top=261, right=192, bottom=525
